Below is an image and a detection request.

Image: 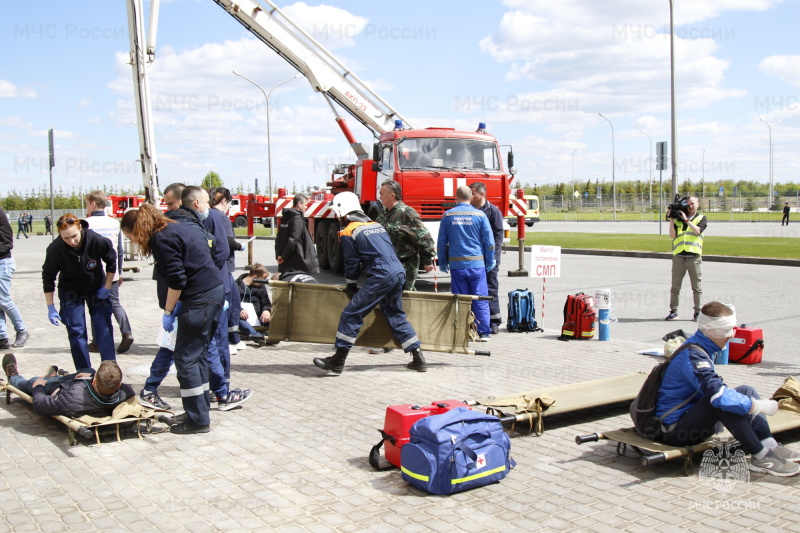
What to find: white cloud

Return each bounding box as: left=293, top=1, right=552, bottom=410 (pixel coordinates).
left=0, top=80, right=37, bottom=98
left=78, top=98, right=92, bottom=109
left=758, top=55, right=800, bottom=88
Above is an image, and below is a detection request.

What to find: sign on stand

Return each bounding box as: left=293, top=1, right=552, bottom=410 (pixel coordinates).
left=529, top=245, right=561, bottom=328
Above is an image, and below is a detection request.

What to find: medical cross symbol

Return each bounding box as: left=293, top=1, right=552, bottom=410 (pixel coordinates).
left=476, top=454, right=486, bottom=469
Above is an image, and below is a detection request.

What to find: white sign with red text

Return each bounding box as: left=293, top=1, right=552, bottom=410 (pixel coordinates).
left=530, top=245, right=561, bottom=278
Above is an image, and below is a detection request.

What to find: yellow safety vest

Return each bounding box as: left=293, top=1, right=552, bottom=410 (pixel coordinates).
left=672, top=214, right=704, bottom=255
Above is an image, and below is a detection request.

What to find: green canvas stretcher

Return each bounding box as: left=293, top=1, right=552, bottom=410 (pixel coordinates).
left=1, top=380, right=172, bottom=446
left=468, top=373, right=648, bottom=433
left=267, top=280, right=489, bottom=355
left=575, top=409, right=800, bottom=475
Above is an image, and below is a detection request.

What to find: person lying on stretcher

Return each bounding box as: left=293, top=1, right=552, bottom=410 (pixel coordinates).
left=2, top=355, right=135, bottom=419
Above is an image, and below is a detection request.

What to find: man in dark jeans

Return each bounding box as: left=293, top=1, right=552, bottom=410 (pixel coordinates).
left=3, top=355, right=134, bottom=418
left=783, top=202, right=791, bottom=226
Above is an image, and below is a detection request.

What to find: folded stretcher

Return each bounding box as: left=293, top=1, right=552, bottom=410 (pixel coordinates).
left=1, top=381, right=172, bottom=446
left=468, top=373, right=647, bottom=433
left=575, top=409, right=800, bottom=475
left=267, top=280, right=490, bottom=355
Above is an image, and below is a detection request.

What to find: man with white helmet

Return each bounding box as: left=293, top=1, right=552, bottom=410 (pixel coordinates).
left=656, top=301, right=800, bottom=476
left=312, top=192, right=426, bottom=374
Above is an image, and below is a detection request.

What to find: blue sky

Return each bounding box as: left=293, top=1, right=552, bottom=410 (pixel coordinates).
left=1, top=0, right=798, bottom=197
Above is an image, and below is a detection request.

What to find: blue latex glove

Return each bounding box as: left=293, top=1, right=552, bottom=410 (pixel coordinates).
left=47, top=304, right=62, bottom=326
left=96, top=286, right=110, bottom=299
left=162, top=312, right=177, bottom=332
left=486, top=263, right=496, bottom=272
left=440, top=265, right=449, bottom=274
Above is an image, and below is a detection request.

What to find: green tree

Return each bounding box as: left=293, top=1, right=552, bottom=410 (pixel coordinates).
left=201, top=171, right=223, bottom=190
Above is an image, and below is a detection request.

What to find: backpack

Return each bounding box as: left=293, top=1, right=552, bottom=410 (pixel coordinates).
left=559, top=293, right=596, bottom=340
left=507, top=289, right=540, bottom=332
left=400, top=407, right=515, bottom=495
left=629, top=343, right=699, bottom=439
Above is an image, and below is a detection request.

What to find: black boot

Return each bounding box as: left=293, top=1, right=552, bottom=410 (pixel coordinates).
left=407, top=348, right=427, bottom=372
left=313, top=347, right=349, bottom=375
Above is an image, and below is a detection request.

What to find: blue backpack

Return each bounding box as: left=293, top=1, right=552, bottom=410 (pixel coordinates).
left=507, top=289, right=539, bottom=332
left=400, top=407, right=515, bottom=495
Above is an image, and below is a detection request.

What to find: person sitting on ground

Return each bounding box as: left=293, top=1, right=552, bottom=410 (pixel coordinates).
left=2, top=355, right=135, bottom=419
left=236, top=263, right=272, bottom=341
left=656, top=301, right=800, bottom=477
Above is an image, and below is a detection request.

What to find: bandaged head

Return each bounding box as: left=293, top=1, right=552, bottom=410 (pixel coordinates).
left=697, top=303, right=736, bottom=339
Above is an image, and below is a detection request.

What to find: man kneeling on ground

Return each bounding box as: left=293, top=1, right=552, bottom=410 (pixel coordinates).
left=2, top=355, right=135, bottom=419
left=656, top=301, right=800, bottom=477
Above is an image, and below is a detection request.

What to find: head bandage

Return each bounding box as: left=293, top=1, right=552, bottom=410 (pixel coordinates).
left=697, top=312, right=736, bottom=339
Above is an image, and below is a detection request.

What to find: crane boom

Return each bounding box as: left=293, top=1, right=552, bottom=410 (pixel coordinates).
left=126, top=0, right=161, bottom=204
left=212, top=0, right=412, bottom=136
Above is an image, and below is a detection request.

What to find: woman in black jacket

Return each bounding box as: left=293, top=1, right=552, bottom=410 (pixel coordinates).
left=42, top=214, right=116, bottom=371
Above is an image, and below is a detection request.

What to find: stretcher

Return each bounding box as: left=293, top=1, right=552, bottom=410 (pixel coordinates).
left=1, top=380, right=173, bottom=446
left=468, top=373, right=647, bottom=433
left=266, top=280, right=491, bottom=355
left=575, top=409, right=800, bottom=475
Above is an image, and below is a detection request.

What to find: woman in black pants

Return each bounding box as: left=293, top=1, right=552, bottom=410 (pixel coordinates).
left=121, top=204, right=224, bottom=434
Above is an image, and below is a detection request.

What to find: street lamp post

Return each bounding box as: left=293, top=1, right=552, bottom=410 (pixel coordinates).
left=702, top=148, right=705, bottom=203
left=640, top=130, right=652, bottom=208
left=233, top=70, right=300, bottom=228
left=668, top=0, right=678, bottom=198
left=571, top=148, right=577, bottom=203
left=759, top=118, right=774, bottom=209
left=598, top=113, right=617, bottom=221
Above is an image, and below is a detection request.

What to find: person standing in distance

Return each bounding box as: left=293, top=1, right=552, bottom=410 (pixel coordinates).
left=84, top=191, right=134, bottom=353
left=783, top=202, right=790, bottom=226
left=375, top=180, right=435, bottom=291
left=0, top=206, right=30, bottom=348
left=469, top=182, right=504, bottom=334
left=438, top=185, right=495, bottom=341
left=666, top=196, right=707, bottom=321
left=275, top=194, right=319, bottom=275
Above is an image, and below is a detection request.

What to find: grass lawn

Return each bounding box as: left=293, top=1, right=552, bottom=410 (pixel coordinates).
left=522, top=232, right=800, bottom=259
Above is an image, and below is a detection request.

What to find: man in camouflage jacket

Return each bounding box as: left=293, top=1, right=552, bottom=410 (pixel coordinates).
left=375, top=180, right=436, bottom=290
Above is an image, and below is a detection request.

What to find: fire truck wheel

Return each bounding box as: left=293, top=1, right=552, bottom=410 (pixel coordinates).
left=234, top=215, right=247, bottom=228
left=327, top=222, right=345, bottom=274
left=316, top=221, right=330, bottom=270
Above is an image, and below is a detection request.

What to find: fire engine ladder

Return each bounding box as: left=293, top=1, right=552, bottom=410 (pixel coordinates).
left=212, top=0, right=413, bottom=141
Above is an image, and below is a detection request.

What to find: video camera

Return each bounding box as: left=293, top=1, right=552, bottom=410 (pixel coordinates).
left=666, top=194, right=690, bottom=220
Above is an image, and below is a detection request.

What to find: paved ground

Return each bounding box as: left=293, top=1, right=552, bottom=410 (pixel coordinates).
left=2, top=233, right=800, bottom=533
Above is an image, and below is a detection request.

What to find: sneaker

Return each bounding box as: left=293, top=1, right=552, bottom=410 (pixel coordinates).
left=2, top=353, right=18, bottom=378
left=170, top=422, right=210, bottom=434
left=749, top=449, right=800, bottom=477
left=693, top=312, right=699, bottom=322
left=477, top=334, right=491, bottom=342
left=42, top=365, right=60, bottom=379
left=88, top=342, right=99, bottom=353
left=773, top=444, right=800, bottom=463
left=11, top=331, right=29, bottom=348
left=235, top=341, right=247, bottom=350
left=367, top=347, right=391, bottom=354
left=117, top=335, right=134, bottom=353
left=664, top=312, right=679, bottom=321
left=139, top=389, right=172, bottom=410
left=0, top=339, right=10, bottom=350
left=218, top=388, right=252, bottom=411
left=490, top=325, right=500, bottom=335
left=229, top=344, right=238, bottom=355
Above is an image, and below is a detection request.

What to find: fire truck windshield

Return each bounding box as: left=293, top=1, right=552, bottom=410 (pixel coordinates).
left=397, top=138, right=500, bottom=171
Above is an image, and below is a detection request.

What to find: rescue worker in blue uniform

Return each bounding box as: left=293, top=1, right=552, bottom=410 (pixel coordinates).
left=469, top=182, right=504, bottom=334
left=657, top=301, right=800, bottom=476
left=121, top=204, right=224, bottom=434
left=438, top=185, right=496, bottom=340
left=313, top=192, right=426, bottom=374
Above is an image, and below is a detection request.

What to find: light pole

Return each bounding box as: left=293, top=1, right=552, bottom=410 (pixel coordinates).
left=571, top=148, right=577, bottom=195
left=759, top=118, right=774, bottom=209
left=233, top=70, right=300, bottom=228
left=668, top=0, right=678, bottom=198
left=701, top=148, right=705, bottom=203
left=598, top=113, right=617, bottom=221
left=639, top=130, right=652, bottom=207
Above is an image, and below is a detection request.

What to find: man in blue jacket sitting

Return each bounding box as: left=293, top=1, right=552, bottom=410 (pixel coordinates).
left=656, top=301, right=800, bottom=476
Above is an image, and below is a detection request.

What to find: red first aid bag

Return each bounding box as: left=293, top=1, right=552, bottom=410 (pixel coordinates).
left=728, top=327, right=764, bottom=365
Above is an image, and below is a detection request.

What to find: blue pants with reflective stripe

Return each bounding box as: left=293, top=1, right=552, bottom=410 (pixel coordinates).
left=175, top=285, right=223, bottom=427
left=486, top=263, right=501, bottom=326
left=207, top=303, right=230, bottom=400
left=450, top=268, right=490, bottom=336
left=335, top=270, right=419, bottom=352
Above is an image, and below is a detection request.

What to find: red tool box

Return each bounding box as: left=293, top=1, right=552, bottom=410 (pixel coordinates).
left=370, top=400, right=471, bottom=469
left=728, top=327, right=764, bottom=364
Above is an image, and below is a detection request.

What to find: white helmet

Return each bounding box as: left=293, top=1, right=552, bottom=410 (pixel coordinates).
left=330, top=191, right=362, bottom=218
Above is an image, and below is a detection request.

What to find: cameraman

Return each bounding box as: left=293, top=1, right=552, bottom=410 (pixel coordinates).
left=666, top=195, right=707, bottom=321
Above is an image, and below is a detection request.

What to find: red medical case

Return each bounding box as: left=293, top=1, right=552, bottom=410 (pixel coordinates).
left=380, top=400, right=471, bottom=468
left=728, top=327, right=764, bottom=364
